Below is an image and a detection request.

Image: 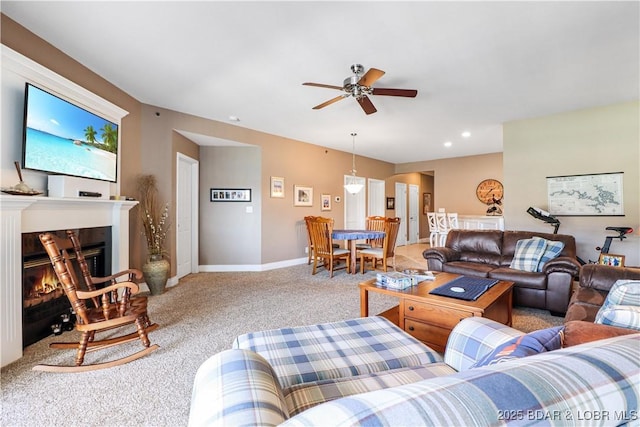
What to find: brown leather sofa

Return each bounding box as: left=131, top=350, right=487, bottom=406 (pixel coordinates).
left=564, top=263, right=640, bottom=323
left=423, top=229, right=581, bottom=315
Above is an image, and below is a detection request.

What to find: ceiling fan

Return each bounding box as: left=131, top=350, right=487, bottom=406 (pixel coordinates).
left=303, top=64, right=418, bottom=115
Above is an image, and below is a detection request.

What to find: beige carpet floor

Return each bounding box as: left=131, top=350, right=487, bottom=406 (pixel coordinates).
left=1, top=248, right=564, bottom=427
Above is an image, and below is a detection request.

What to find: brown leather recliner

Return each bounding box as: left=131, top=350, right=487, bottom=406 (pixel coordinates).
left=423, top=229, right=581, bottom=316
left=564, top=263, right=640, bottom=323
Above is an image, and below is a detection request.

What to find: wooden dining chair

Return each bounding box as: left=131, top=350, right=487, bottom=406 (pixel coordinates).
left=359, top=217, right=401, bottom=274
left=34, top=231, right=159, bottom=372
left=304, top=216, right=319, bottom=265
left=307, top=217, right=350, bottom=277
left=356, top=216, right=387, bottom=250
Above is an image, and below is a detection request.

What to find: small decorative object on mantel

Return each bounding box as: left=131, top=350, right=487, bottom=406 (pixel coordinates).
left=137, top=174, right=170, bottom=295
left=1, top=161, right=43, bottom=196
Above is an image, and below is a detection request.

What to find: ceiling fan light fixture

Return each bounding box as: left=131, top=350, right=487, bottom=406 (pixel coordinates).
left=304, top=64, right=417, bottom=115
left=344, top=132, right=363, bottom=194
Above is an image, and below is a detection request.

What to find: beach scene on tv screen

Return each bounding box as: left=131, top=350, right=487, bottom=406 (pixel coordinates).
left=24, top=85, right=117, bottom=182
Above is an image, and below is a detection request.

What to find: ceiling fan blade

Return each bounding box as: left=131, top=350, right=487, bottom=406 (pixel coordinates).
left=371, top=88, right=418, bottom=97
left=358, top=68, right=385, bottom=87
left=303, top=82, right=344, bottom=91
left=312, top=94, right=349, bottom=110
left=356, top=95, right=377, bottom=115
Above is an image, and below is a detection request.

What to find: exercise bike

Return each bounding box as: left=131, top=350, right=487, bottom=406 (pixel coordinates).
left=526, top=207, right=633, bottom=265
left=590, top=226, right=634, bottom=264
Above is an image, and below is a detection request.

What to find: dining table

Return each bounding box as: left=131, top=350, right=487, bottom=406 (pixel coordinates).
left=332, top=229, right=386, bottom=274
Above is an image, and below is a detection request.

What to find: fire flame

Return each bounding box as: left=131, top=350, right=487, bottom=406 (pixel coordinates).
left=32, top=268, right=61, bottom=297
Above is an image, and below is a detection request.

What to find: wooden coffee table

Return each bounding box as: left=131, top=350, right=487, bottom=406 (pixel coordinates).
left=359, top=273, right=514, bottom=352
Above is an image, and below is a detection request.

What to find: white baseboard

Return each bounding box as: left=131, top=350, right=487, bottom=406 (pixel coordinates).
left=198, top=257, right=308, bottom=272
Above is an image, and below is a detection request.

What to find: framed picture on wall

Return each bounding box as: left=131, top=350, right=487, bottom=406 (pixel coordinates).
left=386, top=197, right=395, bottom=210
left=270, top=176, right=285, bottom=198
left=294, top=185, right=313, bottom=206
left=210, top=188, right=251, bottom=202
left=423, top=192, right=431, bottom=214
left=321, top=194, right=331, bottom=211
left=547, top=172, right=624, bottom=216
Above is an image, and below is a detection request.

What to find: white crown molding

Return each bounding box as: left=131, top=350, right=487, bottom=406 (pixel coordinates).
left=1, top=44, right=128, bottom=123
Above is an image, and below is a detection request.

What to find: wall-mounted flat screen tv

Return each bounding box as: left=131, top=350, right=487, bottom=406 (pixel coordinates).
left=22, top=83, right=118, bottom=182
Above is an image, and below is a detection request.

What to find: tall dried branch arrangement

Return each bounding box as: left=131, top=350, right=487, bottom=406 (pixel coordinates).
left=136, top=174, right=170, bottom=256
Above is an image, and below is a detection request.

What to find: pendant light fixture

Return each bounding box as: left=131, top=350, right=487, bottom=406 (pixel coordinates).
left=344, top=132, right=364, bottom=194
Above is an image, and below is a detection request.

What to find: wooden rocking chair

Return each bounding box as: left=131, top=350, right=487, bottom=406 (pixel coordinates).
left=34, top=231, right=159, bottom=372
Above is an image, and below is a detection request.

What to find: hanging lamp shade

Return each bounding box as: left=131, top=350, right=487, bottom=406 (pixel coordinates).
left=344, top=132, right=363, bottom=194
left=345, top=181, right=364, bottom=194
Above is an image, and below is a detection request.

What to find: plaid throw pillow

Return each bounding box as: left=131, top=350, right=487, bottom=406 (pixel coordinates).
left=596, top=306, right=640, bottom=331
left=509, top=238, right=547, bottom=272
left=595, top=280, right=640, bottom=330
left=532, top=236, right=565, bottom=272
left=599, top=280, right=640, bottom=307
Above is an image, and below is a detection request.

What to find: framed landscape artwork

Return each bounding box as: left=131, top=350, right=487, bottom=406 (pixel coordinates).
left=294, top=185, right=313, bottom=207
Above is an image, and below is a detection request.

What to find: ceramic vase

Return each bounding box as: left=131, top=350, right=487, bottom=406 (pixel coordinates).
left=142, top=253, right=170, bottom=295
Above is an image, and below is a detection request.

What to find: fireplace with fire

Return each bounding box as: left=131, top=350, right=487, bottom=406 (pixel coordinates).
left=22, top=227, right=112, bottom=347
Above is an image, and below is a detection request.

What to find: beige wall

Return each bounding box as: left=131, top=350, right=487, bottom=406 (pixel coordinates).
left=143, top=105, right=396, bottom=266
left=503, top=101, right=640, bottom=266
left=386, top=172, right=434, bottom=240
left=396, top=153, right=504, bottom=216
left=199, top=146, right=262, bottom=265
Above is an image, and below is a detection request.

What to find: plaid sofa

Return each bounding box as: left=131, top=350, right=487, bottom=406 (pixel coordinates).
left=189, top=316, right=640, bottom=426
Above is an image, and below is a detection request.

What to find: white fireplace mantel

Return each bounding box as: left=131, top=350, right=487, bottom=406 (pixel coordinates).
left=0, top=195, right=137, bottom=367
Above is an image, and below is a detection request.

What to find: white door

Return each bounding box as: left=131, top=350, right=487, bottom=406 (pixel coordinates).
left=408, top=184, right=419, bottom=244
left=176, top=153, right=199, bottom=278
left=368, top=178, right=385, bottom=217
left=344, top=175, right=366, bottom=229
left=395, top=182, right=407, bottom=246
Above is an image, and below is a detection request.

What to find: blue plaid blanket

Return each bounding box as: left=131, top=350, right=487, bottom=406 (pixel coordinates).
left=233, top=316, right=442, bottom=390
left=283, top=334, right=640, bottom=426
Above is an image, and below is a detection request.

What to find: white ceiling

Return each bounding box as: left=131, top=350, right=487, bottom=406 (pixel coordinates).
left=3, top=1, right=638, bottom=164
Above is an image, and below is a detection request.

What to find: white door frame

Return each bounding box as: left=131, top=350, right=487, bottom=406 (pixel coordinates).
left=176, top=153, right=199, bottom=278
left=367, top=178, right=385, bottom=217
left=395, top=182, right=407, bottom=246
left=408, top=184, right=419, bottom=244
left=344, top=175, right=366, bottom=230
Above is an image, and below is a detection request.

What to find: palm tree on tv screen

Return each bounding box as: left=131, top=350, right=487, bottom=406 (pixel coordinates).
left=100, top=123, right=118, bottom=153
left=84, top=125, right=97, bottom=144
